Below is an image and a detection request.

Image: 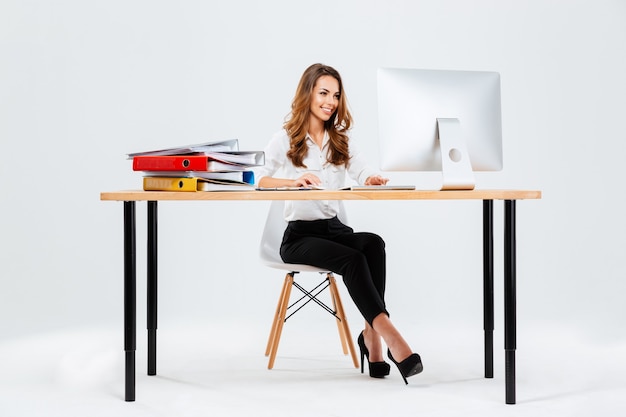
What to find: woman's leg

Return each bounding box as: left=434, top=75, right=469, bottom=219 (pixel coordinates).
left=333, top=232, right=389, bottom=363
left=335, top=232, right=386, bottom=301
left=371, top=312, right=413, bottom=362
left=280, top=235, right=388, bottom=326
left=281, top=221, right=413, bottom=363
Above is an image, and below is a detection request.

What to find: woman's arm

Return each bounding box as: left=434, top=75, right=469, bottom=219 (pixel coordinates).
left=347, top=138, right=388, bottom=185
left=256, top=131, right=325, bottom=188
left=258, top=173, right=322, bottom=188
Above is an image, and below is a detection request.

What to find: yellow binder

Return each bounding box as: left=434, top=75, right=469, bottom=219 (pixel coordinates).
left=143, top=177, right=199, bottom=191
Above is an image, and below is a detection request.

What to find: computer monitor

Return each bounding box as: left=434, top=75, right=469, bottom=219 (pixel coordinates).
left=377, top=68, right=503, bottom=190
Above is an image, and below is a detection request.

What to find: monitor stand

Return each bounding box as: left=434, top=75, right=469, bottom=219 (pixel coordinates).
left=437, top=118, right=475, bottom=190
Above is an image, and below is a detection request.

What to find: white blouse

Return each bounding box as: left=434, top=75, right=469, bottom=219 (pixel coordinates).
left=255, top=129, right=376, bottom=221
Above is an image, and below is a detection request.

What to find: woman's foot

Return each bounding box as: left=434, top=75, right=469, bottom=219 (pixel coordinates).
left=357, top=331, right=390, bottom=378
left=385, top=340, right=414, bottom=365
left=388, top=349, right=423, bottom=384
left=371, top=313, right=413, bottom=365
left=370, top=312, right=422, bottom=383
left=361, top=328, right=384, bottom=362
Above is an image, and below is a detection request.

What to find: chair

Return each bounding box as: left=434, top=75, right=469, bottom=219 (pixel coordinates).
left=260, top=200, right=359, bottom=369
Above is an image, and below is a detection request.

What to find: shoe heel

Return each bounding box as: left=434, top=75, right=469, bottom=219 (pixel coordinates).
left=357, top=331, right=390, bottom=378
left=360, top=347, right=365, bottom=374
left=358, top=331, right=365, bottom=374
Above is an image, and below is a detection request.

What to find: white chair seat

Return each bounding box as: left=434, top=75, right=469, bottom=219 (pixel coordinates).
left=259, top=200, right=358, bottom=369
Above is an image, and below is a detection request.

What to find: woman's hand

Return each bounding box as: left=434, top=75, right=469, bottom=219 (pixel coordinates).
left=293, top=173, right=322, bottom=187
left=364, top=175, right=389, bottom=186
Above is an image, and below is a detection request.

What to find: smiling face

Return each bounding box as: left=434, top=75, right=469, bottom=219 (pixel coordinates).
left=309, top=75, right=340, bottom=127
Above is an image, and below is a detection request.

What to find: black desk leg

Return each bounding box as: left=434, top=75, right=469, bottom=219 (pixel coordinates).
left=123, top=201, right=136, bottom=402
left=147, top=201, right=158, bottom=376
left=504, top=200, right=517, bottom=404
left=482, top=200, right=494, bottom=379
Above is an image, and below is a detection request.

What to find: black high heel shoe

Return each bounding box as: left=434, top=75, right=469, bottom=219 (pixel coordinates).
left=387, top=349, right=423, bottom=385
left=357, top=331, right=391, bottom=378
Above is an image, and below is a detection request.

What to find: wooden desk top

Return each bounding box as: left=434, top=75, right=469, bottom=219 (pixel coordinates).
left=101, top=189, right=541, bottom=202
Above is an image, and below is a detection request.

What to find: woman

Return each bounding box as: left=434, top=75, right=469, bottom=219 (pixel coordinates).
left=256, top=63, right=422, bottom=383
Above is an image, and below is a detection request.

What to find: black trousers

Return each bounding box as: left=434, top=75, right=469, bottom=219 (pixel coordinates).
left=280, top=216, right=389, bottom=326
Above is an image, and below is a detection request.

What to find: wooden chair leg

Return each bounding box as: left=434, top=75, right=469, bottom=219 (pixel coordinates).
left=329, top=274, right=359, bottom=368
left=328, top=274, right=349, bottom=355
left=267, top=273, right=294, bottom=369
left=265, top=274, right=291, bottom=356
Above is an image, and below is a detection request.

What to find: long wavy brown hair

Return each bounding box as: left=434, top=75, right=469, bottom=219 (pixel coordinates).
left=284, top=63, right=352, bottom=168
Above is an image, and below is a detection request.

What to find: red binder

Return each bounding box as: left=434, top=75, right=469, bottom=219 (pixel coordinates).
left=132, top=152, right=264, bottom=171
left=133, top=155, right=217, bottom=171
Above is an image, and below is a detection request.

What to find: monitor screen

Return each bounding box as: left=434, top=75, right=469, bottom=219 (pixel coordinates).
left=377, top=68, right=503, bottom=189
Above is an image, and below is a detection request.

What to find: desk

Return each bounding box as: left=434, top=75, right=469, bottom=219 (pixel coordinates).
left=100, top=189, right=541, bottom=404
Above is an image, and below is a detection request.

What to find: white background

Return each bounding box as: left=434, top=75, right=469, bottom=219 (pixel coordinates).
left=1, top=0, right=625, bottom=415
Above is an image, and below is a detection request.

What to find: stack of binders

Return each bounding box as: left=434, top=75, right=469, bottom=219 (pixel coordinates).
left=128, top=139, right=264, bottom=191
